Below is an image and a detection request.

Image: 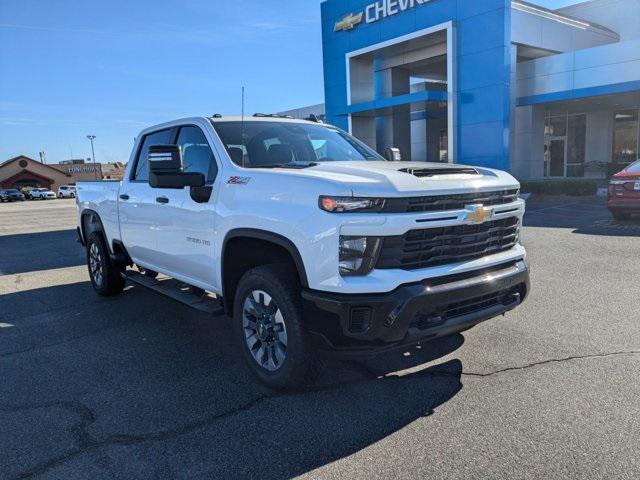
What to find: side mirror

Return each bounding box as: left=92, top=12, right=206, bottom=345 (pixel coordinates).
left=148, top=145, right=205, bottom=189
left=384, top=147, right=402, bottom=162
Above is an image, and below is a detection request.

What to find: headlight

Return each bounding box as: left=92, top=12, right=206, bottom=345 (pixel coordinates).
left=339, top=236, right=382, bottom=276
left=319, top=196, right=385, bottom=213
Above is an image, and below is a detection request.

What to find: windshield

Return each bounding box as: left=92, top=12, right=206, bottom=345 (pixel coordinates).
left=627, top=160, right=640, bottom=173
left=212, top=121, right=383, bottom=168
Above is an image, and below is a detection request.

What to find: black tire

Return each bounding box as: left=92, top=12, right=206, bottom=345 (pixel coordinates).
left=611, top=209, right=631, bottom=221
left=86, top=231, right=125, bottom=296
left=70, top=193, right=75, bottom=198
left=233, top=264, right=318, bottom=390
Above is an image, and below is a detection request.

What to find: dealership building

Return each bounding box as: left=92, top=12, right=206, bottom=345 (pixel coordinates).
left=288, top=0, right=640, bottom=180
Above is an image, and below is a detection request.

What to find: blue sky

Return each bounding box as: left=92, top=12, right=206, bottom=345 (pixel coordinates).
left=0, top=0, right=580, bottom=163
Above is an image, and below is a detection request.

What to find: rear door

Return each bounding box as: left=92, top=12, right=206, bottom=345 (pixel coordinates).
left=119, top=127, right=176, bottom=268
left=150, top=124, right=219, bottom=288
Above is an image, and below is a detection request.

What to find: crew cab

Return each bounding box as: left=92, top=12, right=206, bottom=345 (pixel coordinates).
left=76, top=115, right=529, bottom=389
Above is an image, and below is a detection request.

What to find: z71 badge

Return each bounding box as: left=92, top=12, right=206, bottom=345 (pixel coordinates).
left=227, top=176, right=251, bottom=185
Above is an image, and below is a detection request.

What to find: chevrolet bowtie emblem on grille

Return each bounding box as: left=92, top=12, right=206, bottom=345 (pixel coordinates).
left=334, top=12, right=363, bottom=32
left=464, top=205, right=492, bottom=224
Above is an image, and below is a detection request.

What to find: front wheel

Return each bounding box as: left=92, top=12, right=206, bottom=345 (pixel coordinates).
left=86, top=232, right=125, bottom=296
left=233, top=264, right=318, bottom=390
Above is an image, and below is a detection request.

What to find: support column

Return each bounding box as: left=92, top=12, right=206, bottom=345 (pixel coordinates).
left=374, top=67, right=412, bottom=160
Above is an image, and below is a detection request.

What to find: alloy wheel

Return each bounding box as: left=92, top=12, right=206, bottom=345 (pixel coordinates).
left=242, top=290, right=288, bottom=371
left=89, top=242, right=103, bottom=286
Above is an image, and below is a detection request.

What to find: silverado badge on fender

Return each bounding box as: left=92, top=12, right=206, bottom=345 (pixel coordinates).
left=464, top=204, right=492, bottom=224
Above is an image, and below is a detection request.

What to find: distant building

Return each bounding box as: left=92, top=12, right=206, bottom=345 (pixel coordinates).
left=0, top=156, right=125, bottom=190
left=100, top=162, right=125, bottom=180
left=0, top=156, right=72, bottom=191
left=49, top=160, right=102, bottom=182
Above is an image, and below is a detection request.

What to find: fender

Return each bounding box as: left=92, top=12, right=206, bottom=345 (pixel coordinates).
left=80, top=209, right=109, bottom=252
left=222, top=228, right=310, bottom=290
left=80, top=209, right=132, bottom=265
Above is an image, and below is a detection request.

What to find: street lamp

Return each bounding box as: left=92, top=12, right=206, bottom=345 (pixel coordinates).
left=86, top=135, right=98, bottom=180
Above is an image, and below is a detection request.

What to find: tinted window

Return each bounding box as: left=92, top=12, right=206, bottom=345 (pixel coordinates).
left=133, top=128, right=175, bottom=181
left=176, top=126, right=218, bottom=183
left=213, top=121, right=382, bottom=168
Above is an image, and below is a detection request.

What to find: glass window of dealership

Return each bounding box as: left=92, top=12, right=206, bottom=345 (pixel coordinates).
left=284, top=0, right=640, bottom=179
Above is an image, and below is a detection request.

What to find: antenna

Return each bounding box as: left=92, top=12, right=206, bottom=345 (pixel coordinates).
left=241, top=86, right=245, bottom=168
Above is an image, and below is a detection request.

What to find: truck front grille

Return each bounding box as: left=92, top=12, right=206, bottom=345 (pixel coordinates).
left=376, top=216, right=519, bottom=271
left=382, top=189, right=519, bottom=213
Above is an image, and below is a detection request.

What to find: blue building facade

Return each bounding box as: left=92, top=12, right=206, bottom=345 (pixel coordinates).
left=321, top=0, right=513, bottom=170
left=310, top=0, right=640, bottom=179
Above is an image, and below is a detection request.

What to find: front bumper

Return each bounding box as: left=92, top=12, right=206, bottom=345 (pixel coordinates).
left=302, top=260, right=529, bottom=355
left=607, top=198, right=640, bottom=211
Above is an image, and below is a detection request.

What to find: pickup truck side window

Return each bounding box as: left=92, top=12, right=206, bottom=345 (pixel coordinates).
left=132, top=128, right=175, bottom=181
left=175, top=126, right=218, bottom=183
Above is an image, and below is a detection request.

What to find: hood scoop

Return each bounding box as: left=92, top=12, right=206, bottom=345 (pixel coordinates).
left=399, top=167, right=480, bottom=178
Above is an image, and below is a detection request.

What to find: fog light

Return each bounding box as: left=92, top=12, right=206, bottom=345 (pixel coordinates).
left=339, top=236, right=382, bottom=276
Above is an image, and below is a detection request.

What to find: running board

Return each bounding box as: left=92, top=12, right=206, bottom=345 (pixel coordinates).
left=123, top=270, right=224, bottom=315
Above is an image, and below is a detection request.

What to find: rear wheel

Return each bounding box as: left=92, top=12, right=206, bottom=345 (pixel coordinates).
left=611, top=209, right=631, bottom=221
left=86, top=232, right=125, bottom=296
left=233, top=264, right=318, bottom=390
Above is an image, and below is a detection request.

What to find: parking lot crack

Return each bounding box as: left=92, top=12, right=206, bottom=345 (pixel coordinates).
left=6, top=395, right=269, bottom=480
left=456, top=350, right=640, bottom=378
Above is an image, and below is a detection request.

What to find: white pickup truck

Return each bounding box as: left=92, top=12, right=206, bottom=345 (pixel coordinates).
left=76, top=115, right=529, bottom=389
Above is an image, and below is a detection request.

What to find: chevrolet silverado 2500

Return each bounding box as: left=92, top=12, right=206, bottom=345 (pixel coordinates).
left=76, top=115, right=529, bottom=389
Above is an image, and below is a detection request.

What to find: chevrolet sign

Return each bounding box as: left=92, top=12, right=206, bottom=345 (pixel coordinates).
left=334, top=0, right=432, bottom=32
left=334, top=12, right=363, bottom=32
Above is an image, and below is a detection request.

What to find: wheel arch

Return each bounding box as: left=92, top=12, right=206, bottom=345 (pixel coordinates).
left=221, top=228, right=309, bottom=317
left=80, top=209, right=131, bottom=263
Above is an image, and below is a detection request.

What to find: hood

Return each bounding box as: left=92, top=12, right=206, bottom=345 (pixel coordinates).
left=263, top=161, right=519, bottom=197
left=613, top=170, right=640, bottom=180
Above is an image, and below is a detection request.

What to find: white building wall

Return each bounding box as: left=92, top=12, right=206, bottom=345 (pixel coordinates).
left=512, top=105, right=545, bottom=180
left=517, top=38, right=640, bottom=99
left=558, top=0, right=640, bottom=41
left=511, top=2, right=619, bottom=53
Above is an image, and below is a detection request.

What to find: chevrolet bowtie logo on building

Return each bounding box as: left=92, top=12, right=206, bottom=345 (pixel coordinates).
left=334, top=0, right=432, bottom=32
left=334, top=12, right=363, bottom=32
left=464, top=205, right=493, bottom=224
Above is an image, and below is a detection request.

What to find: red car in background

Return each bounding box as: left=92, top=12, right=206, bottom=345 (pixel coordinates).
left=608, top=160, right=640, bottom=220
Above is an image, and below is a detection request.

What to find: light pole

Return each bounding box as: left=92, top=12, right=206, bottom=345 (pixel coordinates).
left=86, top=135, right=98, bottom=179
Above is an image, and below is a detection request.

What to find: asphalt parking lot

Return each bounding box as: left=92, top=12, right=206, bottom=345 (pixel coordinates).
left=1, top=198, right=639, bottom=480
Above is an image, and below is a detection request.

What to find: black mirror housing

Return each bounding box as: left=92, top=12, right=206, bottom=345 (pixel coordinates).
left=148, top=144, right=205, bottom=189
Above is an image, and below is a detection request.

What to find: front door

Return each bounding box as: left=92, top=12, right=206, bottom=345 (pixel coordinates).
left=547, top=138, right=566, bottom=177
left=150, top=125, right=219, bottom=290
left=119, top=127, right=176, bottom=268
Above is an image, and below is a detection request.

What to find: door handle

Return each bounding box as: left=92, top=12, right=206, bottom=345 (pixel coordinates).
left=156, top=196, right=169, bottom=204
left=119, top=194, right=130, bottom=200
